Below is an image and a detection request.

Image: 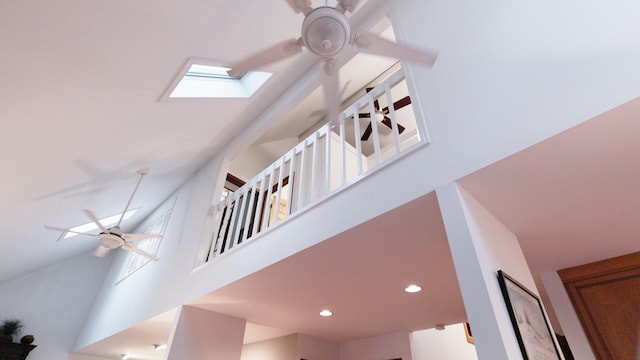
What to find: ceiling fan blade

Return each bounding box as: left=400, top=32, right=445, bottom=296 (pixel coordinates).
left=309, top=109, right=326, bottom=119
left=122, top=243, right=159, bottom=261
left=44, top=225, right=71, bottom=232
left=308, top=79, right=351, bottom=119
left=358, top=112, right=372, bottom=118
left=321, top=61, right=341, bottom=126
left=336, top=0, right=359, bottom=13
left=93, top=245, right=110, bottom=257
left=44, top=225, right=98, bottom=237
left=227, top=39, right=303, bottom=77
left=82, top=209, right=108, bottom=232
left=381, top=117, right=406, bottom=134
left=365, top=87, right=380, bottom=110
left=123, top=233, right=162, bottom=242
left=361, top=123, right=373, bottom=141
left=117, top=167, right=148, bottom=227
left=355, top=32, right=438, bottom=68
left=382, top=95, right=412, bottom=114
left=340, top=79, right=352, bottom=99
left=393, top=96, right=412, bottom=111
left=285, top=0, right=312, bottom=13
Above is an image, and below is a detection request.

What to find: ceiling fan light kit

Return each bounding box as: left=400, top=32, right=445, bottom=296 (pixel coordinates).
left=301, top=7, right=351, bottom=58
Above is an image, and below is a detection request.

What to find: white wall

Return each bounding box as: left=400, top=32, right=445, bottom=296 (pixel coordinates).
left=541, top=271, right=596, bottom=359
left=239, top=334, right=338, bottom=360
left=339, top=332, right=411, bottom=360
left=391, top=0, right=640, bottom=188
left=166, top=306, right=245, bottom=360
left=436, top=184, right=563, bottom=359
left=230, top=137, right=300, bottom=182
left=410, top=324, right=478, bottom=360
left=241, top=330, right=473, bottom=360
left=241, top=334, right=298, bottom=360
left=69, top=354, right=111, bottom=360
left=298, top=334, right=339, bottom=360
left=436, top=184, right=521, bottom=359
left=0, top=253, right=112, bottom=360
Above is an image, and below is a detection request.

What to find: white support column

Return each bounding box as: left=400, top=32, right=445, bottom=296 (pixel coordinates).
left=165, top=305, right=246, bottom=360
left=541, top=271, right=596, bottom=359
left=436, top=182, right=563, bottom=360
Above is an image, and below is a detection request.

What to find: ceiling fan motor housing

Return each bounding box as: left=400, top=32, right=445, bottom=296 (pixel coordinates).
left=99, top=227, right=125, bottom=249
left=301, top=6, right=351, bottom=59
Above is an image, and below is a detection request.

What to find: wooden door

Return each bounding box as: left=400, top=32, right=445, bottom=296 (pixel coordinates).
left=559, top=252, right=640, bottom=360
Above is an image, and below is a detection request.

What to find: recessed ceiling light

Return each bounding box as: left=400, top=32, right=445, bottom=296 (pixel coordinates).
left=64, top=209, right=138, bottom=239
left=319, top=309, right=333, bottom=317
left=404, top=284, right=422, bottom=293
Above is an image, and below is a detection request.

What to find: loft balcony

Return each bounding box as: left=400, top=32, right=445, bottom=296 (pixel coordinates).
left=196, top=69, right=428, bottom=267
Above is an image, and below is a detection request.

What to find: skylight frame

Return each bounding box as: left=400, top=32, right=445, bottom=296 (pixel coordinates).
left=184, top=64, right=243, bottom=80
left=160, top=57, right=272, bottom=100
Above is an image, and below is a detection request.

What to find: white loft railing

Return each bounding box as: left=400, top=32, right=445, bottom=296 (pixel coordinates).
left=197, top=69, right=424, bottom=266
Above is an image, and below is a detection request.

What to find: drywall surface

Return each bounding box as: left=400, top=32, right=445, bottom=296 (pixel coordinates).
left=541, top=271, right=596, bottom=359
left=410, top=323, right=478, bottom=360
left=339, top=332, right=411, bottom=360
left=437, top=184, right=564, bottom=359
left=0, top=253, right=112, bottom=360
left=298, top=334, right=339, bottom=360
left=437, top=183, right=518, bottom=359
left=69, top=354, right=111, bottom=360
left=166, top=306, right=245, bottom=360
left=391, top=0, right=640, bottom=189
left=241, top=334, right=298, bottom=360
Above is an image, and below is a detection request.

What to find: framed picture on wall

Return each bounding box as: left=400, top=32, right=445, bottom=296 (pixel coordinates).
left=464, top=322, right=474, bottom=344
left=497, top=270, right=562, bottom=360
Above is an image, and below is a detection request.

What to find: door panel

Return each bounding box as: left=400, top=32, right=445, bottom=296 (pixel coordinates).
left=559, top=252, right=640, bottom=360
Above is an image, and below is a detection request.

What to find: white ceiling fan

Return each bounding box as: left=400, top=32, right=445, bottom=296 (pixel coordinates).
left=227, top=0, right=438, bottom=126
left=44, top=168, right=161, bottom=261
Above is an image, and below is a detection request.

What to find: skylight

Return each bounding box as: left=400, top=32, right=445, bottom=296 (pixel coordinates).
left=168, top=62, right=272, bottom=99
left=64, top=209, right=138, bottom=238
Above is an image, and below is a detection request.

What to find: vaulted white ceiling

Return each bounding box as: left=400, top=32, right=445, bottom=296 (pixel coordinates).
left=2, top=0, right=640, bottom=359
left=0, top=0, right=397, bottom=283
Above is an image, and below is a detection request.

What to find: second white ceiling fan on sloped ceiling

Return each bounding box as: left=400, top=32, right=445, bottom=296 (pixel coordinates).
left=227, top=0, right=438, bottom=126
left=44, top=168, right=161, bottom=261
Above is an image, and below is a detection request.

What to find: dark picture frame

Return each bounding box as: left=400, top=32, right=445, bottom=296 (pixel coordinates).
left=497, top=270, right=562, bottom=360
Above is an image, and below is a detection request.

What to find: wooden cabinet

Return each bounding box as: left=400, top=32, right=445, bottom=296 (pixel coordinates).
left=559, top=252, right=640, bottom=360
